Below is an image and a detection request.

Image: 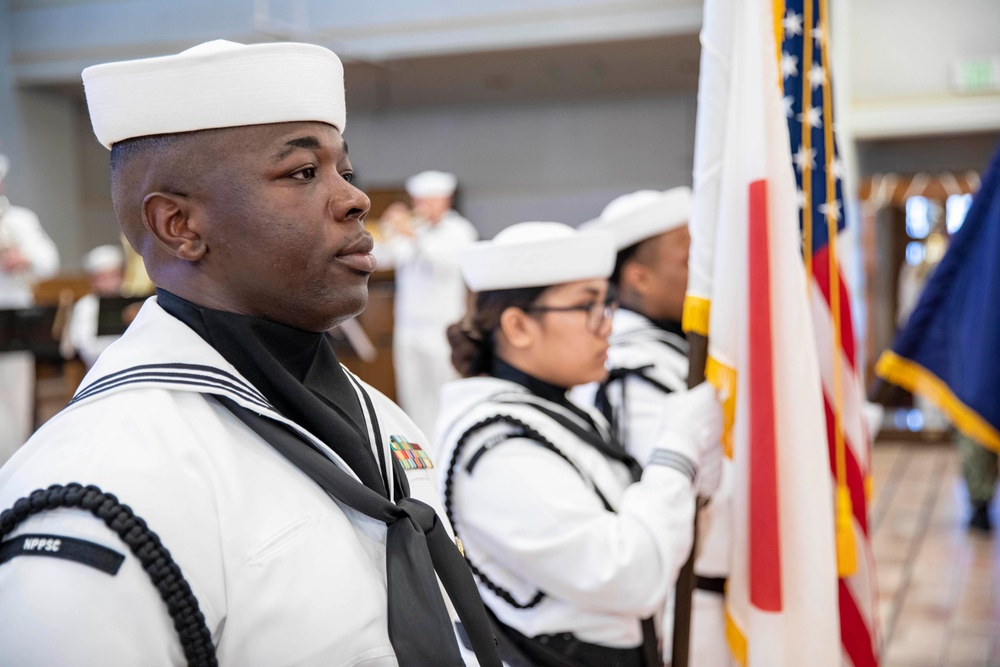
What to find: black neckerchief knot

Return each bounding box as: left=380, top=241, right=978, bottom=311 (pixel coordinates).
left=215, top=399, right=502, bottom=666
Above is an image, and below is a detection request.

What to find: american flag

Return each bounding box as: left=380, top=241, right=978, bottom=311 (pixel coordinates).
left=781, top=1, right=880, bottom=665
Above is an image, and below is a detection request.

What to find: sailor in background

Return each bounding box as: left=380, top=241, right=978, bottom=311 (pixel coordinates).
left=434, top=221, right=723, bottom=667
left=0, top=154, right=59, bottom=463
left=69, top=244, right=125, bottom=367
left=579, top=188, right=732, bottom=666
left=0, top=40, right=500, bottom=666
left=375, top=170, right=477, bottom=435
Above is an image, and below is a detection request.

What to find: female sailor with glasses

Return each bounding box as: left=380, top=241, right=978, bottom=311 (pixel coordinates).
left=432, top=221, right=723, bottom=667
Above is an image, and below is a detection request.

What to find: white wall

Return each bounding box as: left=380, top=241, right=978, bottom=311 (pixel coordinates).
left=349, top=92, right=696, bottom=237
left=847, top=0, right=1000, bottom=101
left=840, top=0, right=1000, bottom=139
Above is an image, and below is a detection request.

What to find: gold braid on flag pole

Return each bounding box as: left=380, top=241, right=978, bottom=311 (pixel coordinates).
left=801, top=2, right=814, bottom=283
left=773, top=0, right=786, bottom=91
left=820, top=0, right=857, bottom=578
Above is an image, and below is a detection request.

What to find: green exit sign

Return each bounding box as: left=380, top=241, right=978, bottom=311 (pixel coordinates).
left=952, top=57, right=1000, bottom=94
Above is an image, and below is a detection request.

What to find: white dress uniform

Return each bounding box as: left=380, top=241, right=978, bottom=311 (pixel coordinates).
left=0, top=197, right=60, bottom=463
left=434, top=375, right=697, bottom=651
left=0, top=298, right=473, bottom=666
left=593, top=307, right=733, bottom=666
left=377, top=208, right=477, bottom=436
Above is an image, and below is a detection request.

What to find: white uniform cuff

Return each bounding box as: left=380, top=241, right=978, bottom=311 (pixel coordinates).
left=646, top=449, right=698, bottom=484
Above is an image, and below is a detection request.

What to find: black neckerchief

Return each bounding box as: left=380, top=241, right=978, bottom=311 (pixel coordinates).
left=157, top=289, right=387, bottom=497
left=490, top=357, right=599, bottom=432
left=489, top=357, right=643, bottom=479
left=649, top=316, right=685, bottom=338
left=620, top=306, right=684, bottom=338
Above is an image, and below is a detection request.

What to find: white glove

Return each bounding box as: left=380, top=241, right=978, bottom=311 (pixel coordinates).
left=646, top=382, right=724, bottom=497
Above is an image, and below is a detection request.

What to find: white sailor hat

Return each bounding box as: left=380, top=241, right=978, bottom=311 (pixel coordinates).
left=83, top=40, right=346, bottom=150
left=82, top=245, right=125, bottom=274
left=461, top=222, right=615, bottom=292
left=406, top=171, right=457, bottom=198
left=581, top=187, right=692, bottom=252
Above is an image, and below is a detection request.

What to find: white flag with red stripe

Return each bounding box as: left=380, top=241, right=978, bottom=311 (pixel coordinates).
left=684, top=0, right=841, bottom=664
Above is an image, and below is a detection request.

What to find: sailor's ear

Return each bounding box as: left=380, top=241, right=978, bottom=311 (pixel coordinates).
left=142, top=192, right=206, bottom=262
left=621, top=260, right=651, bottom=296
left=498, top=306, right=537, bottom=349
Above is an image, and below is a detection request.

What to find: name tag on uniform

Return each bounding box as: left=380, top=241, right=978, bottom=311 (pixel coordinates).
left=390, top=435, right=434, bottom=470
left=0, top=534, right=125, bottom=576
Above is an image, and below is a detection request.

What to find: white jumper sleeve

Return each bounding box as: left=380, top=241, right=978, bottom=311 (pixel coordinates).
left=452, top=437, right=696, bottom=618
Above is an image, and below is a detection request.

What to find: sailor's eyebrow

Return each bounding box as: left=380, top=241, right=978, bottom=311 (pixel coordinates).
left=273, top=135, right=323, bottom=161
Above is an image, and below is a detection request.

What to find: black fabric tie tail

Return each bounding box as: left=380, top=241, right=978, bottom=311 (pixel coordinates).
left=215, top=397, right=502, bottom=667
left=386, top=498, right=464, bottom=666
left=388, top=497, right=501, bottom=667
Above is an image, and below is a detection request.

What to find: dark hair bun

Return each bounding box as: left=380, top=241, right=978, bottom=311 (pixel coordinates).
left=447, top=322, right=490, bottom=378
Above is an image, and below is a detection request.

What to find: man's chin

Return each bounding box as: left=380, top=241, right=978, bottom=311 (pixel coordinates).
left=322, top=292, right=369, bottom=332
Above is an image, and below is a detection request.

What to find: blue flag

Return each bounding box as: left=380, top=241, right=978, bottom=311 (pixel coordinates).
left=876, top=143, right=1000, bottom=452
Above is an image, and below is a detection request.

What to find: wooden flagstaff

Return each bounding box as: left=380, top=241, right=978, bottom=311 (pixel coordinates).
left=670, top=331, right=709, bottom=667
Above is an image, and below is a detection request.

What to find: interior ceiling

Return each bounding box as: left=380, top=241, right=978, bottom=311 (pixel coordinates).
left=51, top=33, right=701, bottom=110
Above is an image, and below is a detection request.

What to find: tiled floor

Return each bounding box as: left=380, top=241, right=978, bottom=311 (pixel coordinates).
left=871, top=439, right=1000, bottom=667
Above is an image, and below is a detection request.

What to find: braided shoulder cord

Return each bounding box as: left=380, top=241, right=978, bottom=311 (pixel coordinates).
left=0, top=483, right=217, bottom=667
left=444, top=414, right=543, bottom=609
left=443, top=413, right=610, bottom=610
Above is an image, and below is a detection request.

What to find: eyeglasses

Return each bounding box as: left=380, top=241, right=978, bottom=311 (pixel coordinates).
left=524, top=294, right=618, bottom=334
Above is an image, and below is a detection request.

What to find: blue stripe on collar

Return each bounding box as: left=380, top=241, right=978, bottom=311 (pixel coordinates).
left=70, top=363, right=272, bottom=411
